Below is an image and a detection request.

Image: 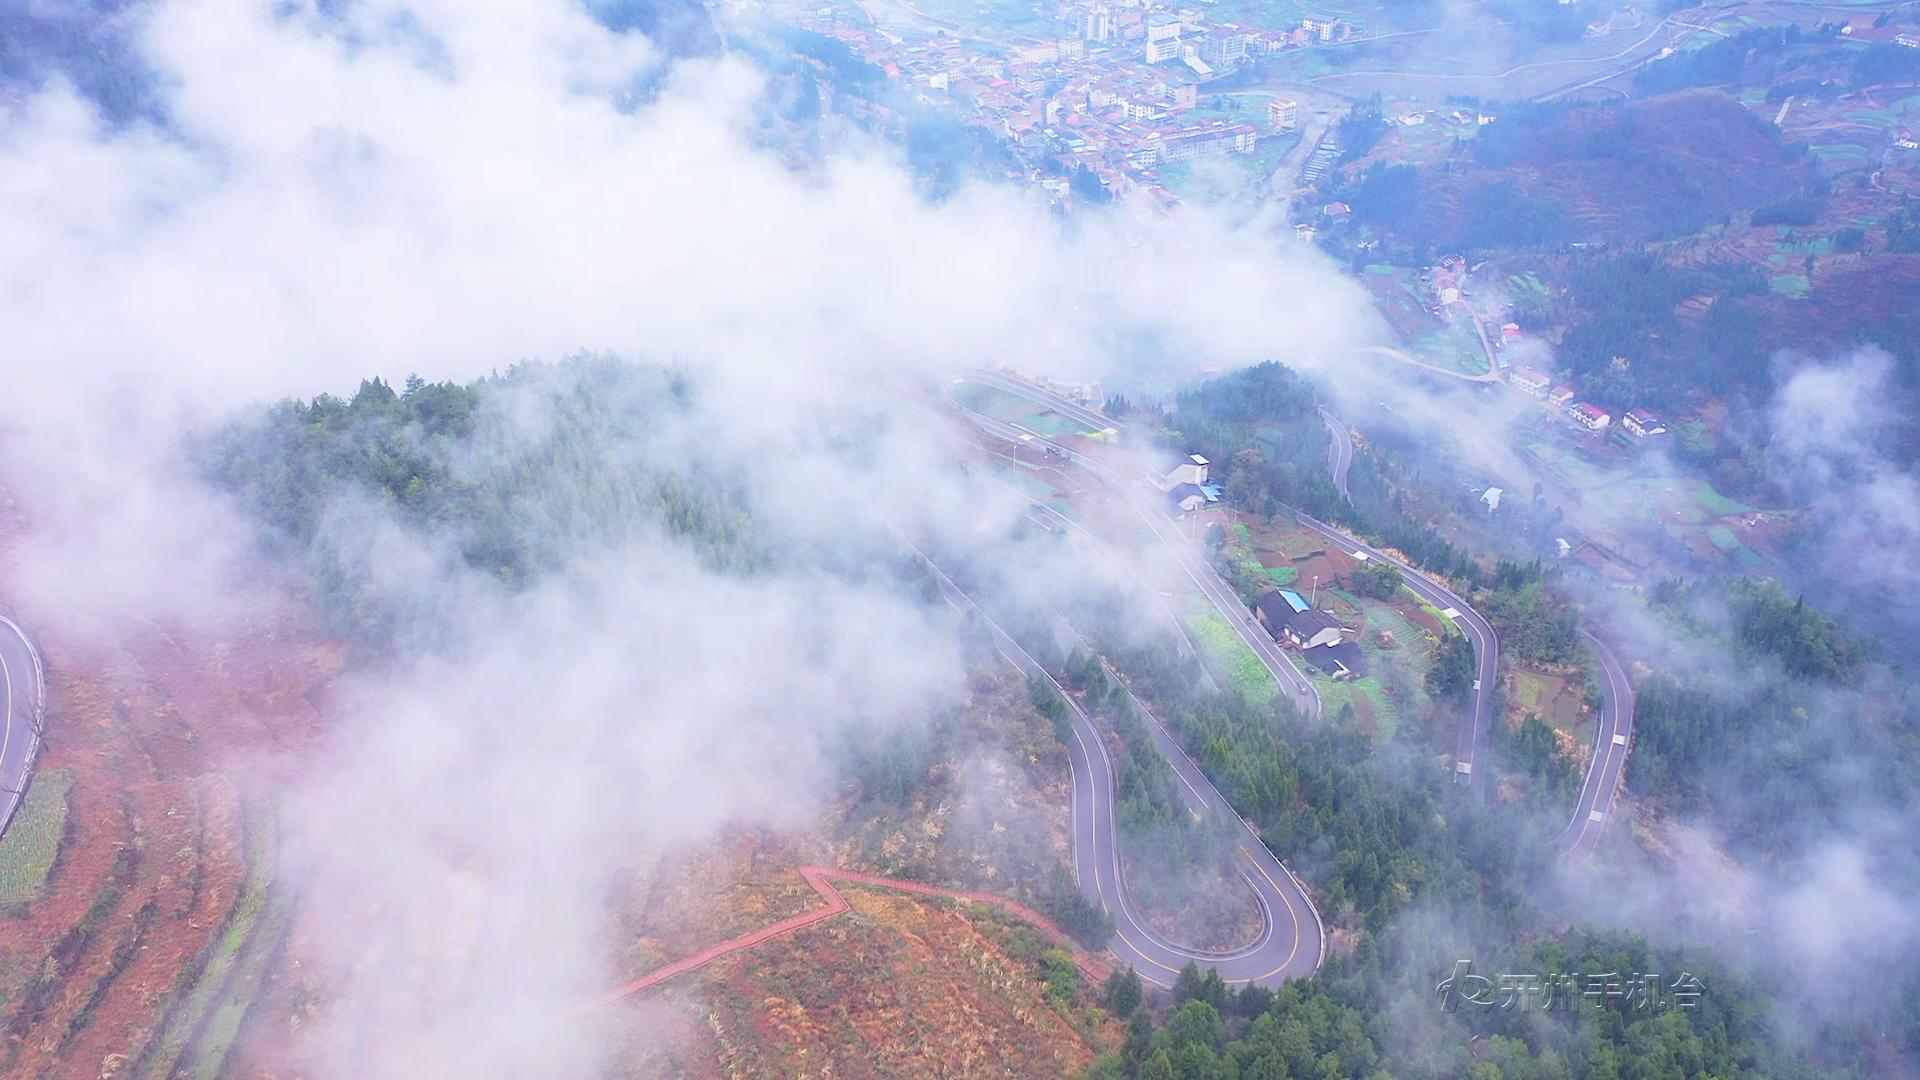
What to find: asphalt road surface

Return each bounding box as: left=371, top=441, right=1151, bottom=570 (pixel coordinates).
left=0, top=615, right=46, bottom=841
left=1004, top=486, right=1216, bottom=690
left=1559, top=632, right=1636, bottom=861
left=1317, top=407, right=1353, bottom=499
left=1287, top=514, right=1500, bottom=795
left=949, top=372, right=1322, bottom=720
left=952, top=373, right=1640, bottom=847
left=904, top=539, right=1324, bottom=988
left=1304, top=412, right=1639, bottom=821
left=952, top=372, right=1499, bottom=794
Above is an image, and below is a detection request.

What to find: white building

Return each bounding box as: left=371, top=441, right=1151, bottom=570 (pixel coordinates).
left=1570, top=403, right=1612, bottom=432
left=1014, top=41, right=1060, bottom=64
left=1145, top=13, right=1183, bottom=63
left=1266, top=97, right=1298, bottom=131
left=1622, top=409, right=1667, bottom=437
left=1198, top=31, right=1250, bottom=66
left=1159, top=123, right=1257, bottom=161
left=1509, top=367, right=1550, bottom=398
left=1073, top=3, right=1113, bottom=43
left=1161, top=453, right=1209, bottom=490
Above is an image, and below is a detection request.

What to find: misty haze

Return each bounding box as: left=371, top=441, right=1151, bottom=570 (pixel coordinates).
left=0, top=0, right=1917, bottom=1078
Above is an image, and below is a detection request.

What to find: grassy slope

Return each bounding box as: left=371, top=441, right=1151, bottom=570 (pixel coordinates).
left=0, top=769, right=72, bottom=910
left=138, top=796, right=287, bottom=1079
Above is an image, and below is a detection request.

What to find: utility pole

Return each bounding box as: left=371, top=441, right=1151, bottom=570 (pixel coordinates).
left=1311, top=573, right=1319, bottom=609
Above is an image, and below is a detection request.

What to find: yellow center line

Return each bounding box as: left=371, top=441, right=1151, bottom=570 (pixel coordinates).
left=1244, top=850, right=1305, bottom=980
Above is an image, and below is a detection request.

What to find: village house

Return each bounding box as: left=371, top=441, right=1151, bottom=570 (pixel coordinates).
left=1252, top=589, right=1346, bottom=652
left=1570, top=402, right=1612, bottom=432
left=1300, top=639, right=1365, bottom=679
left=1161, top=453, right=1209, bottom=490
left=1547, top=385, right=1576, bottom=408
left=1159, top=455, right=1220, bottom=516
left=1167, top=483, right=1214, bottom=513
left=1510, top=367, right=1550, bottom=398
left=1255, top=588, right=1309, bottom=627
left=1622, top=409, right=1667, bottom=437
left=1284, top=608, right=1343, bottom=649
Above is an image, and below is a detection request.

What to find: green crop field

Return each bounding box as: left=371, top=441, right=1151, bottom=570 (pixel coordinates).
left=0, top=768, right=72, bottom=910
left=1367, top=600, right=1438, bottom=669
left=1184, top=608, right=1278, bottom=704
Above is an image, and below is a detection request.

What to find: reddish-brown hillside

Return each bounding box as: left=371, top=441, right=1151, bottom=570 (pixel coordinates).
left=1354, top=92, right=1811, bottom=251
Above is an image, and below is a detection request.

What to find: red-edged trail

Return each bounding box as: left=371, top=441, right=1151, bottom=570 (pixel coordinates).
left=611, top=866, right=1112, bottom=1000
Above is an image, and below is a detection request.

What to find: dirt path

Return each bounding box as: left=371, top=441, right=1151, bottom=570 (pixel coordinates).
left=612, top=866, right=1111, bottom=999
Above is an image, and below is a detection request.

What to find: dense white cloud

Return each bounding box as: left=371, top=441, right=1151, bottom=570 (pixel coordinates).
left=1767, top=348, right=1920, bottom=589
left=0, top=0, right=1372, bottom=621
left=0, top=1, right=1376, bottom=1074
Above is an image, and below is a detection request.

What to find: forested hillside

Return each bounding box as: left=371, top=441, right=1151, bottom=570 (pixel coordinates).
left=1333, top=92, right=1808, bottom=257
left=1057, top=565, right=1859, bottom=1078
left=1629, top=578, right=1911, bottom=859
left=203, top=359, right=761, bottom=646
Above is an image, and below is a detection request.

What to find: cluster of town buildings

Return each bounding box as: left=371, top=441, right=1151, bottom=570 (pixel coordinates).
left=1508, top=366, right=1668, bottom=440
left=759, top=0, right=1364, bottom=203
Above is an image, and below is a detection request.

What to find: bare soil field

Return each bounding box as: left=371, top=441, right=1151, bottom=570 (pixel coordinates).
left=616, top=882, right=1119, bottom=1078
left=0, top=572, right=343, bottom=1079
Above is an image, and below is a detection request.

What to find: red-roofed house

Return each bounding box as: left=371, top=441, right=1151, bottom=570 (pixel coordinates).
left=1623, top=409, right=1667, bottom=437
left=1570, top=403, right=1612, bottom=432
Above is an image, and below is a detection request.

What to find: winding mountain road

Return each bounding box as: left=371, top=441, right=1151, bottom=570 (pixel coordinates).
left=1307, top=400, right=1637, bottom=826
left=951, top=373, right=1501, bottom=792
left=949, top=373, right=1322, bottom=720
left=943, top=369, right=1638, bottom=985
left=1303, top=413, right=1504, bottom=792
left=905, top=539, right=1325, bottom=988
left=0, top=615, right=46, bottom=841
left=1559, top=631, right=1635, bottom=861
left=1317, top=407, right=1353, bottom=498
left=1288, top=514, right=1499, bottom=793
left=983, top=472, right=1212, bottom=684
